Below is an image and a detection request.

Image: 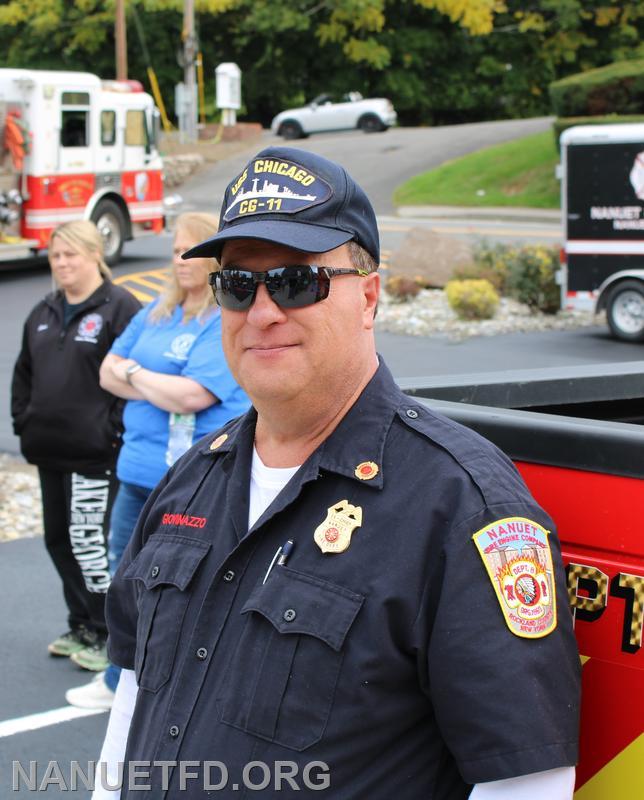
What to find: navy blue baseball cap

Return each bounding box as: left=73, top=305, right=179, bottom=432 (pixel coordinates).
left=182, top=146, right=380, bottom=263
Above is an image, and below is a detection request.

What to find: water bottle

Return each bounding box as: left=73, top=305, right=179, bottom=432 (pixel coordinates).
left=165, top=413, right=196, bottom=466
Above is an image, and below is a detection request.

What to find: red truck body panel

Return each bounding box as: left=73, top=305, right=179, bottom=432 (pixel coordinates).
left=517, top=462, right=644, bottom=795
left=403, top=371, right=644, bottom=800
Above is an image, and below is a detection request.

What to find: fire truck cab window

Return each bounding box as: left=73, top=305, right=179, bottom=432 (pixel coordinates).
left=60, top=92, right=90, bottom=148
left=125, top=110, right=148, bottom=147
left=61, top=110, right=88, bottom=147
left=101, top=111, right=116, bottom=146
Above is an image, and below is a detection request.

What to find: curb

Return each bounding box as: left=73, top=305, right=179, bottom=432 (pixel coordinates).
left=396, top=205, right=561, bottom=224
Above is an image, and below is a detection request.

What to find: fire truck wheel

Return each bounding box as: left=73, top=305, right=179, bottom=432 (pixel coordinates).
left=606, top=280, right=644, bottom=342
left=92, top=200, right=126, bottom=265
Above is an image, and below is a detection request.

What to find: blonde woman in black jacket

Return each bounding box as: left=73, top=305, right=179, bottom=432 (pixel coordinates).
left=11, top=220, right=140, bottom=672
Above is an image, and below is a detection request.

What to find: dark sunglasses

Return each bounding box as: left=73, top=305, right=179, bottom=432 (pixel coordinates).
left=208, top=265, right=368, bottom=310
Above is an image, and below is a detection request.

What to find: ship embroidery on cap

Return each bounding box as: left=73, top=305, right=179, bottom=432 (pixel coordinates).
left=224, top=158, right=332, bottom=221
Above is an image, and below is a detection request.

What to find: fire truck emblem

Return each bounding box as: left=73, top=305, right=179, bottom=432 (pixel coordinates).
left=135, top=172, right=149, bottom=201
left=472, top=516, right=557, bottom=639
left=314, top=500, right=363, bottom=554
left=75, top=313, right=103, bottom=343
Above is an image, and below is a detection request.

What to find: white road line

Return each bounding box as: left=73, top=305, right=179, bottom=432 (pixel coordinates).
left=432, top=225, right=561, bottom=239
left=0, top=706, right=107, bottom=738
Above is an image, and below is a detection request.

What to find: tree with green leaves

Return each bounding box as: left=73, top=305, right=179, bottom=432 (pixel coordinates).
left=0, top=0, right=642, bottom=126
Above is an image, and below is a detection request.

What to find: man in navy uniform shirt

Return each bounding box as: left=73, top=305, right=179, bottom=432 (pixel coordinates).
left=95, top=148, right=580, bottom=799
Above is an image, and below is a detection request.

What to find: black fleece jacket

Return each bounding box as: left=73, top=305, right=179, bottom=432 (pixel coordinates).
left=11, top=280, right=141, bottom=473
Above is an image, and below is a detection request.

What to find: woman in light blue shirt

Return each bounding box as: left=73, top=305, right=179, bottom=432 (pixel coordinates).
left=65, top=212, right=249, bottom=708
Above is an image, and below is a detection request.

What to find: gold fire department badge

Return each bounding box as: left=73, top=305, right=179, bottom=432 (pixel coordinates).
left=472, top=516, right=557, bottom=639
left=314, top=500, right=363, bottom=554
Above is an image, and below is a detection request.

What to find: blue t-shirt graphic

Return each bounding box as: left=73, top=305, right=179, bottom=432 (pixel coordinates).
left=110, top=302, right=250, bottom=489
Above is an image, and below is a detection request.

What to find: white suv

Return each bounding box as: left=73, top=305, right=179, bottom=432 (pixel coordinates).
left=271, top=92, right=397, bottom=139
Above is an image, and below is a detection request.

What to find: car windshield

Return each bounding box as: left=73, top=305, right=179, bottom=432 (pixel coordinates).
left=311, top=94, right=333, bottom=105
left=309, top=92, right=364, bottom=106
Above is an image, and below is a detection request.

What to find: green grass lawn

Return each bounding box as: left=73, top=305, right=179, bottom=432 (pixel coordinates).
left=394, top=130, right=560, bottom=209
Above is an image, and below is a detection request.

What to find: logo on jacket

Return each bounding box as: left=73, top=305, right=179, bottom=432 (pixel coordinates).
left=75, top=313, right=103, bottom=343
left=472, top=516, right=557, bottom=639
left=164, top=333, right=196, bottom=361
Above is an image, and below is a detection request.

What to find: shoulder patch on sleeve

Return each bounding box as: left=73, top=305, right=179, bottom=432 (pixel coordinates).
left=472, top=517, right=557, bottom=639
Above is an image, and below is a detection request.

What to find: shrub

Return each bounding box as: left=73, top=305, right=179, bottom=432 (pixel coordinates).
left=549, top=59, right=644, bottom=118
left=454, top=243, right=512, bottom=294
left=505, top=246, right=560, bottom=314
left=384, top=275, right=422, bottom=302
left=445, top=279, right=499, bottom=320
left=462, top=244, right=561, bottom=314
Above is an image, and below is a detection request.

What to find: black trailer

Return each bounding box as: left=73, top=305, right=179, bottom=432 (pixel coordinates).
left=560, top=123, right=644, bottom=341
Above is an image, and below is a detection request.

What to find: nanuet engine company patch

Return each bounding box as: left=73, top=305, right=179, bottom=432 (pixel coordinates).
left=472, top=517, right=557, bottom=638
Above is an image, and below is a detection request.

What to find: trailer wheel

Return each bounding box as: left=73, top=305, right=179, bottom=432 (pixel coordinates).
left=91, top=200, right=126, bottom=265
left=606, top=280, right=644, bottom=342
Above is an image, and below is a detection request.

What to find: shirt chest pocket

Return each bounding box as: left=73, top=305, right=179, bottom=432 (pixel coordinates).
left=123, top=534, right=210, bottom=692
left=219, top=567, right=364, bottom=751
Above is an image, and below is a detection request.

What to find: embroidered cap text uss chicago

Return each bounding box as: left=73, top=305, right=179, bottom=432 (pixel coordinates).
left=182, top=147, right=380, bottom=263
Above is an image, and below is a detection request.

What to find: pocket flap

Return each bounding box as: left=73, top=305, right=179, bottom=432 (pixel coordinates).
left=123, top=534, right=210, bottom=591
left=241, top=567, right=364, bottom=652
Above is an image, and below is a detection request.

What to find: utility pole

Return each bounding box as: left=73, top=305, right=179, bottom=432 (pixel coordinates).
left=183, top=0, right=198, bottom=142
left=115, top=0, right=128, bottom=80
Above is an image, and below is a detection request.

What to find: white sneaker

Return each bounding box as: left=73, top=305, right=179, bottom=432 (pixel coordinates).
left=65, top=672, right=114, bottom=709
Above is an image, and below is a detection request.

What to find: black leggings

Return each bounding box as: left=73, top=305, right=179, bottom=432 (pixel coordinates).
left=38, top=468, right=118, bottom=638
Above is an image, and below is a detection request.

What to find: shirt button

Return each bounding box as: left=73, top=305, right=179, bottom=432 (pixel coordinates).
left=196, top=647, right=208, bottom=660
left=406, top=408, right=419, bottom=419
left=150, top=565, right=160, bottom=578
left=223, top=570, right=235, bottom=582
left=283, top=608, right=297, bottom=622
left=169, top=725, right=180, bottom=738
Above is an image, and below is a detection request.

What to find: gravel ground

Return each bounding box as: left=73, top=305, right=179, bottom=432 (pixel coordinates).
left=376, top=288, right=603, bottom=340
left=0, top=452, right=42, bottom=542
left=0, top=291, right=603, bottom=542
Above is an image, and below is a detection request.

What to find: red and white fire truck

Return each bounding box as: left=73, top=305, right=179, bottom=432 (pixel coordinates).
left=0, top=68, right=173, bottom=265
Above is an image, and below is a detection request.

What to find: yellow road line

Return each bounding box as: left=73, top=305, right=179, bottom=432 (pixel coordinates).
left=113, top=267, right=170, bottom=286
left=114, top=267, right=171, bottom=302
left=143, top=268, right=172, bottom=281
left=124, top=287, right=155, bottom=303
left=127, top=275, right=170, bottom=291
left=380, top=222, right=560, bottom=239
